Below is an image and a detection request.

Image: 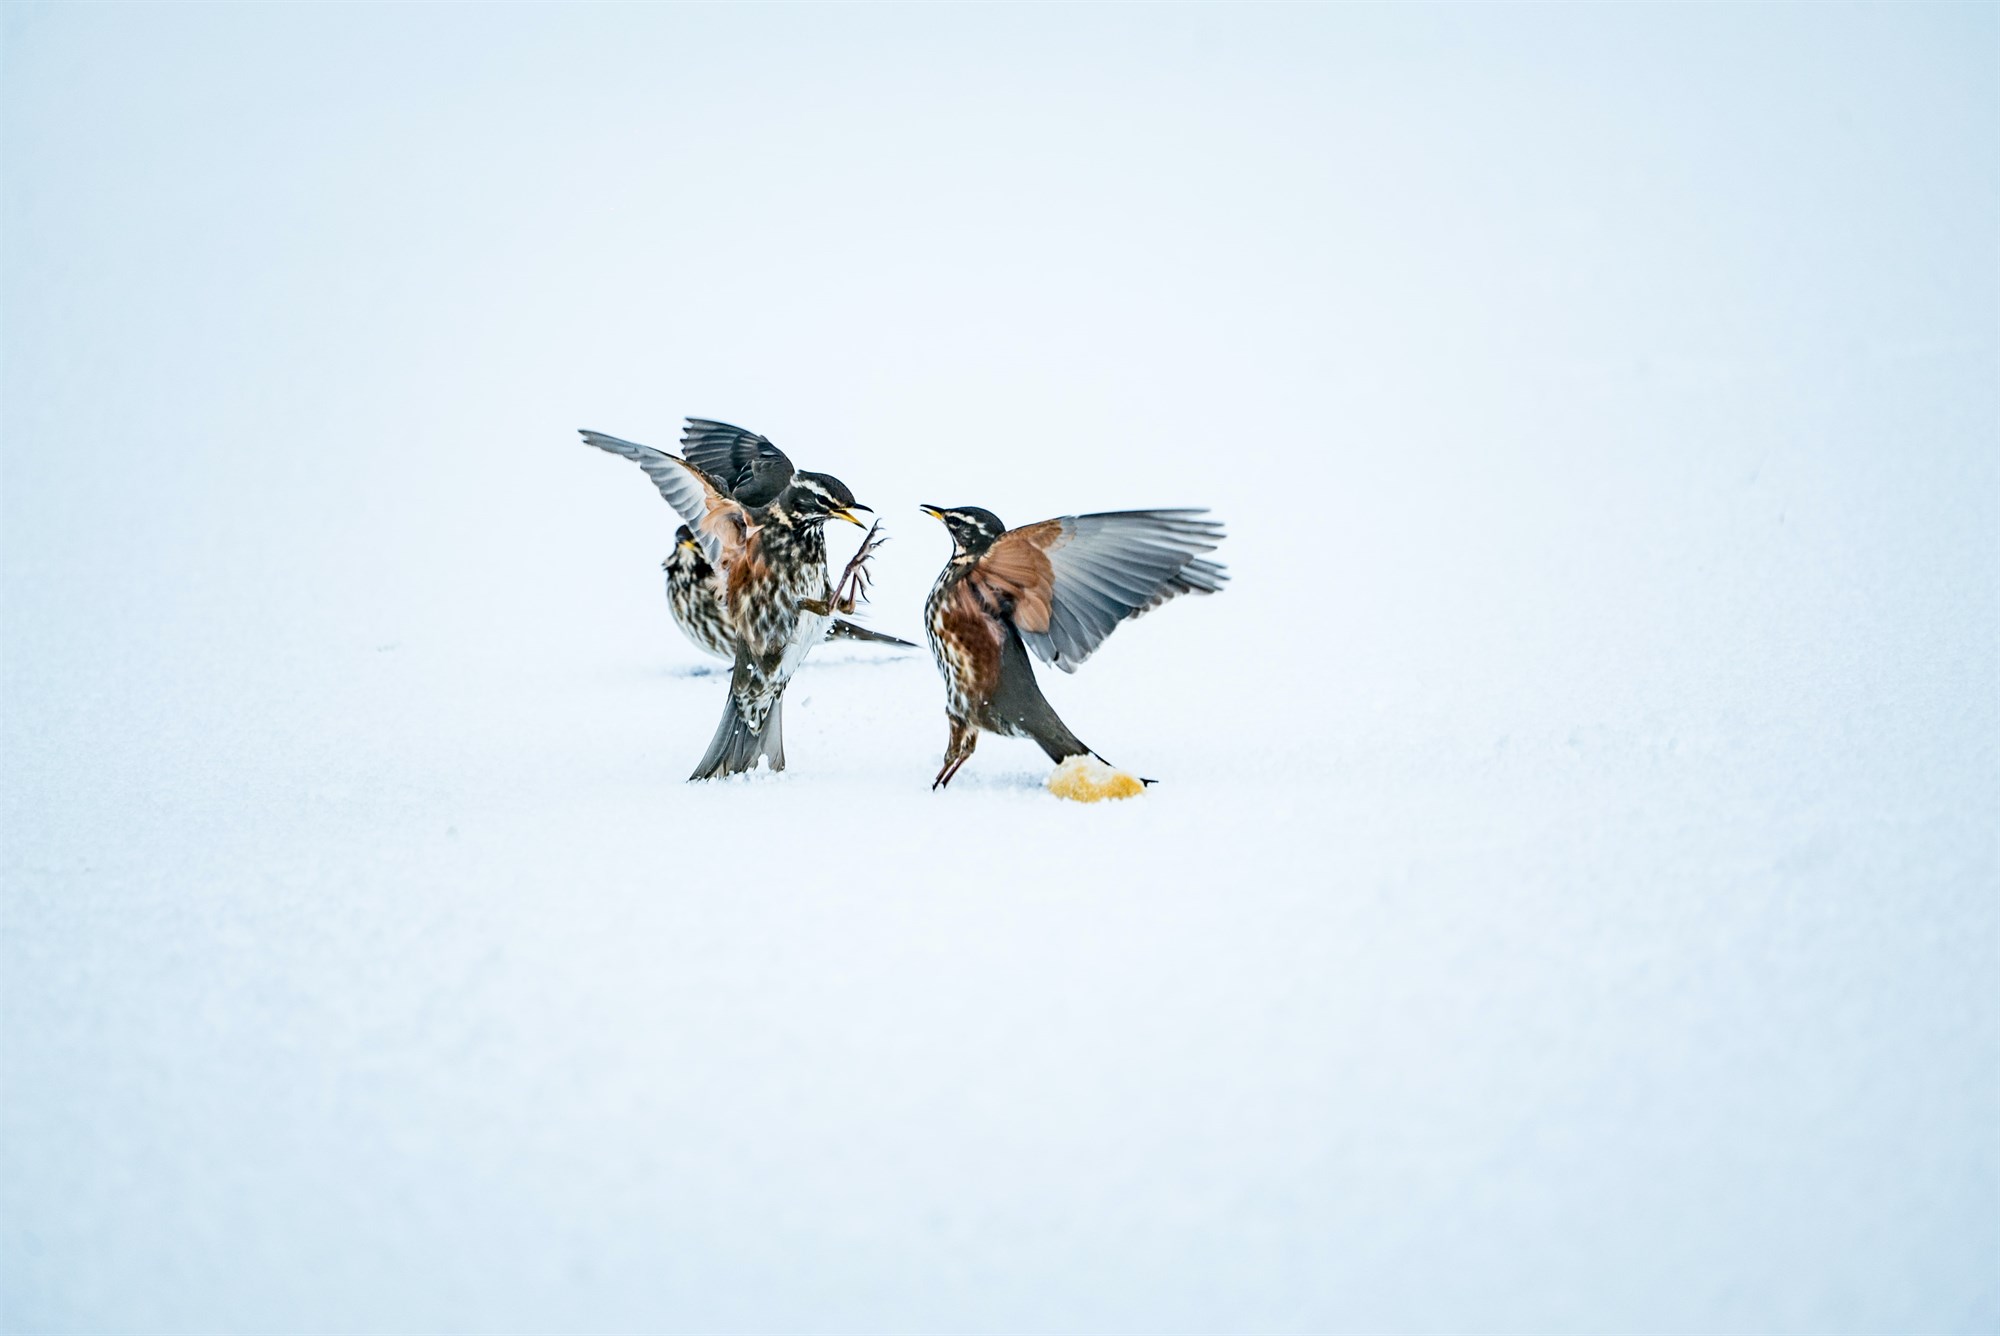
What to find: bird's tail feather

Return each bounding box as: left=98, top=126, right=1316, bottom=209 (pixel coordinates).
left=690, top=692, right=785, bottom=780
left=1025, top=715, right=1092, bottom=765
left=1030, top=725, right=1151, bottom=785
left=991, top=627, right=1091, bottom=764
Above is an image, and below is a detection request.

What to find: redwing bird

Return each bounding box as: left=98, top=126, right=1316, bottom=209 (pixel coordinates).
left=691, top=469, right=879, bottom=779
left=678, top=423, right=917, bottom=641
left=921, top=505, right=1227, bottom=789
left=583, top=429, right=912, bottom=655
left=678, top=421, right=911, bottom=644
left=581, top=429, right=883, bottom=778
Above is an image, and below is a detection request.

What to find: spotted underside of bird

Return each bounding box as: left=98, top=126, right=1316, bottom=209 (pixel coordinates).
left=580, top=427, right=887, bottom=778
left=661, top=526, right=736, bottom=660
left=921, top=505, right=1227, bottom=790
left=583, top=428, right=913, bottom=658
left=664, top=524, right=913, bottom=657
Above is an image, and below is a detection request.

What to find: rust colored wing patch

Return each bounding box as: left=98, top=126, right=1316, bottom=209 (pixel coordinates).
left=725, top=535, right=770, bottom=606
left=969, top=520, right=1061, bottom=633
left=693, top=484, right=753, bottom=571
left=980, top=510, right=1228, bottom=672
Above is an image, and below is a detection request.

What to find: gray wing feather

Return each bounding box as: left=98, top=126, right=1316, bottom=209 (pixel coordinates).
left=579, top=429, right=727, bottom=560
left=1020, top=509, right=1228, bottom=672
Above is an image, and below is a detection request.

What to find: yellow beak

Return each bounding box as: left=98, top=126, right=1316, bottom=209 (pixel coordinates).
left=920, top=505, right=945, bottom=520
left=830, top=507, right=870, bottom=528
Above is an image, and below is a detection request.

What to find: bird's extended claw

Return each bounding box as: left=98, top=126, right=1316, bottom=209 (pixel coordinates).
left=832, top=520, right=887, bottom=615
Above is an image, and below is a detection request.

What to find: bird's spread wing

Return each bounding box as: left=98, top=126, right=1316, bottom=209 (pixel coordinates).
left=972, top=509, right=1228, bottom=672
left=579, top=429, right=751, bottom=566
left=680, top=419, right=795, bottom=499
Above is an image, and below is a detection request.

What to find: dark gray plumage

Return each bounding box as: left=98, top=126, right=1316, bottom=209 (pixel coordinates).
left=680, top=419, right=795, bottom=507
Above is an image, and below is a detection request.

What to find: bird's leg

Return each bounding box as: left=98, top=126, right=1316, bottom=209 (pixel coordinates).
left=932, top=717, right=978, bottom=790
left=831, top=521, right=887, bottom=615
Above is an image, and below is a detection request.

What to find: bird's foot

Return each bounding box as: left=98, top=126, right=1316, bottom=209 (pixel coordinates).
left=832, top=521, right=888, bottom=614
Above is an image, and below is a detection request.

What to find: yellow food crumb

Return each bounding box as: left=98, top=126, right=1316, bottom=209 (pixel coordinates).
left=1048, top=755, right=1146, bottom=803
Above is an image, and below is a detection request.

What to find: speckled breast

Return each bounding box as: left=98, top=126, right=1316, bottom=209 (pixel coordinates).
left=665, top=561, right=732, bottom=661
left=738, top=521, right=831, bottom=680
left=925, top=570, right=978, bottom=720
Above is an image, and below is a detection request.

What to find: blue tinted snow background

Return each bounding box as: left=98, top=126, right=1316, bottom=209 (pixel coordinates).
left=3, top=5, right=1995, bottom=1332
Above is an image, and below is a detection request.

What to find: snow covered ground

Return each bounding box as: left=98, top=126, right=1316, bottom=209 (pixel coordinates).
left=3, top=5, right=1994, bottom=1332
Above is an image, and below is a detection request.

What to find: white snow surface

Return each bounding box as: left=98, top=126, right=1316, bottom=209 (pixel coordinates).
left=3, top=6, right=1995, bottom=1333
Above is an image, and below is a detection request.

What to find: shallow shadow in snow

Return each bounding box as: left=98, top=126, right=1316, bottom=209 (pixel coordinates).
left=933, top=768, right=1049, bottom=795
left=803, top=653, right=922, bottom=672
left=661, top=654, right=915, bottom=681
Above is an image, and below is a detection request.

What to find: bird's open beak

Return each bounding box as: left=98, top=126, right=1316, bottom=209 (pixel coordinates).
left=920, top=505, right=945, bottom=521
left=830, top=506, right=871, bottom=528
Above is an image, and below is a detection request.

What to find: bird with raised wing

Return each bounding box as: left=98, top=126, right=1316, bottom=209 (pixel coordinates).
left=581, top=427, right=887, bottom=778
left=920, top=504, right=1227, bottom=789
left=677, top=418, right=796, bottom=507
left=677, top=423, right=914, bottom=649
left=582, top=427, right=912, bottom=656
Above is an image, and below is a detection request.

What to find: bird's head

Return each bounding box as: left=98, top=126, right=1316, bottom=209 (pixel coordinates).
left=783, top=471, right=872, bottom=528
left=921, top=505, right=1006, bottom=556
left=664, top=524, right=710, bottom=572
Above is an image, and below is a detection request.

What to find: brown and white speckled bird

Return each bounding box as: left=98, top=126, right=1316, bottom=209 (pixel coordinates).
left=581, top=428, right=885, bottom=778
left=921, top=504, right=1227, bottom=789
left=585, top=428, right=913, bottom=661
left=688, top=469, right=877, bottom=779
